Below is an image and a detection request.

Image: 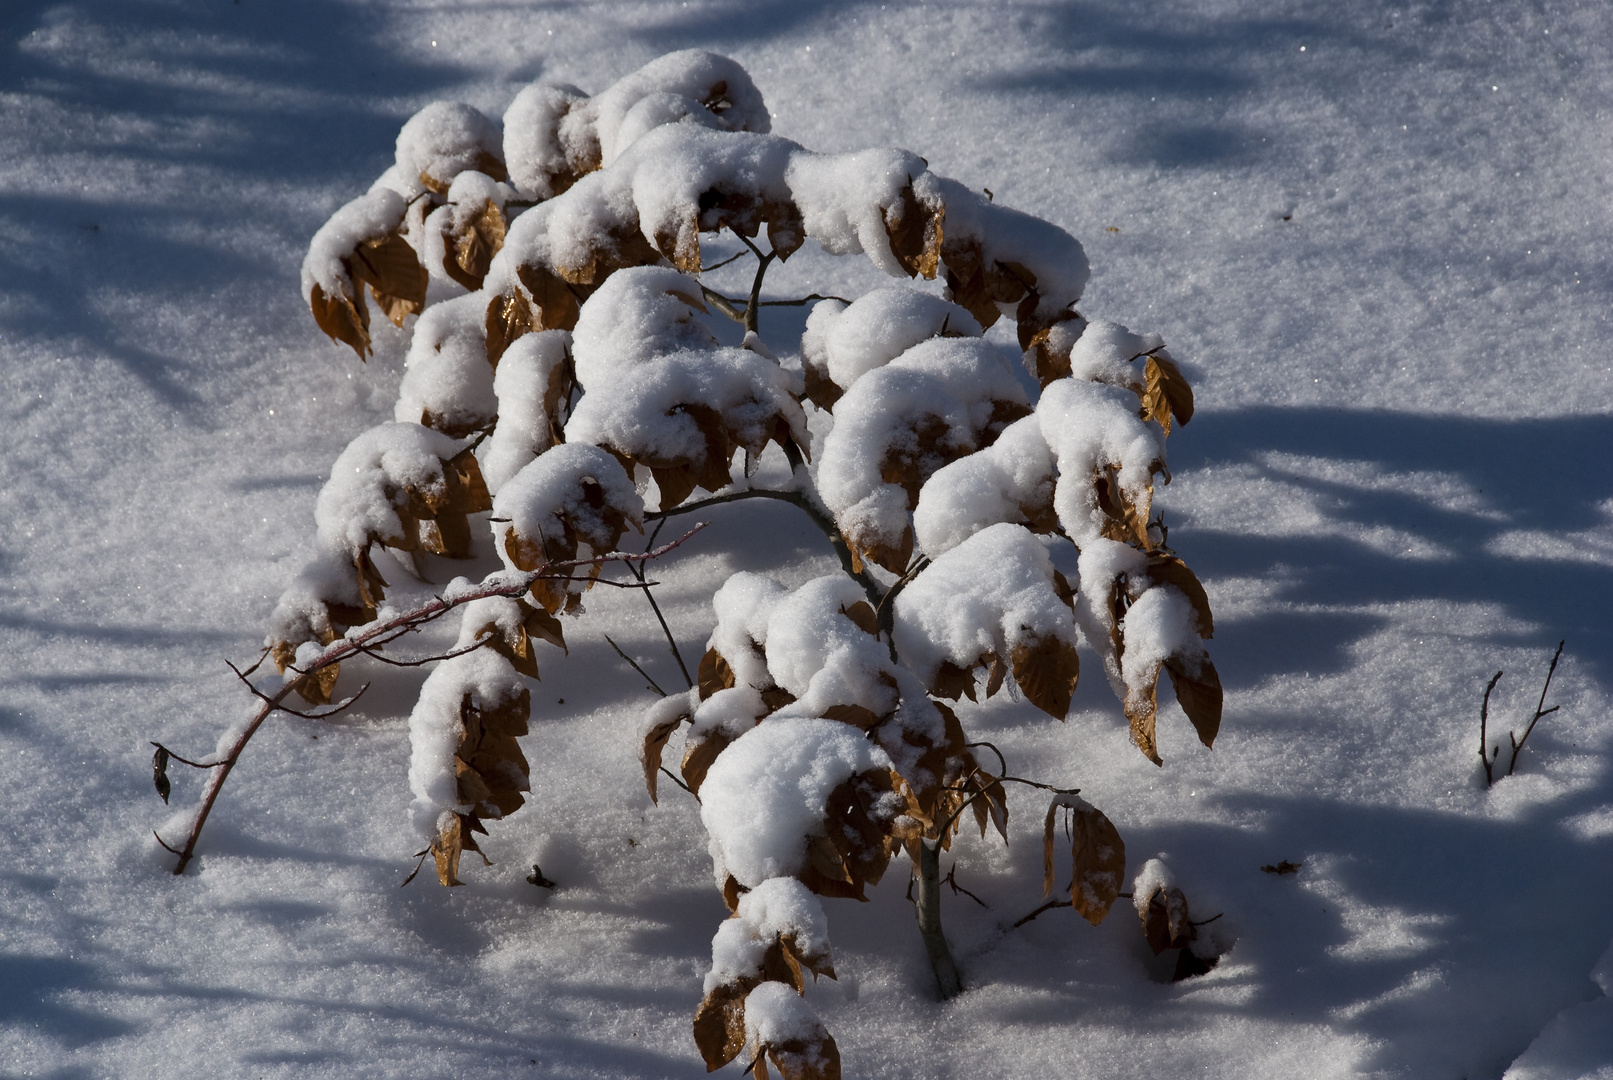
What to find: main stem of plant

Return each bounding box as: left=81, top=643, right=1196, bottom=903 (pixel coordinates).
left=915, top=837, right=963, bottom=999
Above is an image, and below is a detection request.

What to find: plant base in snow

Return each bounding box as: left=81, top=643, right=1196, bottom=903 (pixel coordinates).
left=1480, top=640, right=1565, bottom=785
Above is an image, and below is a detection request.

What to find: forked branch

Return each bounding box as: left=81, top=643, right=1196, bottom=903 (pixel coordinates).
left=155, top=526, right=706, bottom=875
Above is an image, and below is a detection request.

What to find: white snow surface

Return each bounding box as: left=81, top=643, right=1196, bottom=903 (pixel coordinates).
left=700, top=717, right=893, bottom=888
left=5, top=4, right=1613, bottom=1079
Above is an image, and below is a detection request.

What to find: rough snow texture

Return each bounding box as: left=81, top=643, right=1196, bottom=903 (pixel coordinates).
left=913, top=415, right=1056, bottom=556
left=700, top=717, right=892, bottom=888
left=801, top=287, right=983, bottom=393
left=482, top=330, right=572, bottom=495
left=393, top=292, right=497, bottom=435
left=893, top=523, right=1078, bottom=685
left=405, top=646, right=527, bottom=837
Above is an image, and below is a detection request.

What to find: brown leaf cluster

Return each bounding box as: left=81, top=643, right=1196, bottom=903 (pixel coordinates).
left=604, top=403, right=802, bottom=512
left=269, top=449, right=492, bottom=705
left=500, top=474, right=639, bottom=614
left=1137, top=877, right=1219, bottom=981
left=311, top=231, right=429, bottom=360
left=1041, top=797, right=1126, bottom=925
left=466, top=599, right=567, bottom=680
left=799, top=768, right=921, bottom=902
left=693, top=939, right=836, bottom=1072
left=430, top=680, right=532, bottom=886
left=749, top=1035, right=842, bottom=1080
left=1098, top=556, right=1222, bottom=766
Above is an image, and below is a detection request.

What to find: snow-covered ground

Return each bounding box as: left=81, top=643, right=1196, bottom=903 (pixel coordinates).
left=3, top=1, right=1612, bottom=1076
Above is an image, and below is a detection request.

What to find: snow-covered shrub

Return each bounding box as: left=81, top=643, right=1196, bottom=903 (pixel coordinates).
left=254, top=48, right=1227, bottom=1077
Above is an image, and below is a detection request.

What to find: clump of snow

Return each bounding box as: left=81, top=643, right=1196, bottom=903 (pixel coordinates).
left=761, top=576, right=890, bottom=708
left=390, top=101, right=504, bottom=196
left=313, top=422, right=463, bottom=557
left=490, top=442, right=643, bottom=566
left=743, top=981, right=832, bottom=1054
left=482, top=330, right=572, bottom=494
left=893, top=523, right=1078, bottom=686
left=700, top=717, right=892, bottom=887
left=913, top=415, right=1056, bottom=556
left=564, top=267, right=808, bottom=475
left=817, top=336, right=1028, bottom=559
left=1132, top=856, right=1177, bottom=919
left=801, top=286, right=982, bottom=393
left=787, top=146, right=931, bottom=277
left=417, top=170, right=513, bottom=289
left=1118, top=583, right=1209, bottom=704
left=1073, top=538, right=1150, bottom=695
left=300, top=187, right=408, bottom=303
left=1063, top=318, right=1163, bottom=386
left=588, top=49, right=769, bottom=166
left=1037, top=376, right=1164, bottom=544
left=393, top=292, right=497, bottom=436
left=405, top=647, right=527, bottom=838
left=704, top=877, right=833, bottom=993
left=502, top=81, right=591, bottom=200
left=707, top=572, right=790, bottom=690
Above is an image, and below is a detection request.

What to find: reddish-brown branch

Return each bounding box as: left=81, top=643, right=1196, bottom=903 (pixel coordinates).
left=157, top=526, right=706, bottom=875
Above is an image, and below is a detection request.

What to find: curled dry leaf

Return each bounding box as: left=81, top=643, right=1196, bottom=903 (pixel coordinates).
left=1141, top=353, right=1194, bottom=435
left=693, top=981, right=749, bottom=1071
left=442, top=199, right=508, bottom=291
left=1141, top=882, right=1196, bottom=955
left=754, top=1035, right=842, bottom=1080
left=430, top=811, right=492, bottom=888
left=1164, top=654, right=1222, bottom=749
left=641, top=707, right=691, bottom=804
left=697, top=646, right=738, bottom=699
left=453, top=685, right=532, bottom=820
left=798, top=768, right=919, bottom=902
left=1041, top=797, right=1126, bottom=925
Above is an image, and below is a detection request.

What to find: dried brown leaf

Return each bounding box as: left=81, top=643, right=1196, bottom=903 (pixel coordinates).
left=1141, top=884, right=1195, bottom=954
left=1141, top=354, right=1195, bottom=435
left=1124, top=664, right=1164, bottom=766
left=762, top=1035, right=842, bottom=1080
left=883, top=183, right=944, bottom=279
left=693, top=981, right=749, bottom=1071
left=697, top=647, right=737, bottom=700
left=642, top=709, right=691, bottom=804
left=1164, top=654, right=1222, bottom=748
left=930, top=661, right=978, bottom=703
left=349, top=233, right=427, bottom=328
left=1011, top=633, right=1080, bottom=720
left=309, top=281, right=371, bottom=359
left=839, top=601, right=880, bottom=637
left=443, top=199, right=507, bottom=291
left=1068, top=802, right=1125, bottom=925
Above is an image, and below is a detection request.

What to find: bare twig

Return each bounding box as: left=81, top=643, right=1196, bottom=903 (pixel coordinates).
left=1480, top=669, right=1503, bottom=785
left=699, top=285, right=747, bottom=325
left=400, top=848, right=431, bottom=887
left=1506, top=640, right=1566, bottom=778
left=647, top=487, right=883, bottom=608
left=345, top=640, right=487, bottom=668
left=155, top=526, right=707, bottom=875
left=1011, top=898, right=1069, bottom=928
left=700, top=250, right=747, bottom=273
left=874, top=555, right=930, bottom=660
left=624, top=532, right=693, bottom=690
left=604, top=634, right=668, bottom=698
left=944, top=863, right=988, bottom=908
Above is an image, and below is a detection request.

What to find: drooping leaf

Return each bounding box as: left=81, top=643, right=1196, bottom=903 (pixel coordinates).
left=642, top=708, right=691, bottom=804
left=839, top=601, right=880, bottom=637
left=1067, top=801, right=1125, bottom=925
left=693, top=981, right=750, bottom=1071
left=443, top=199, right=507, bottom=291
left=882, top=182, right=943, bottom=280
left=1141, top=883, right=1195, bottom=955
left=1010, top=633, right=1080, bottom=720
left=1141, top=353, right=1194, bottom=435
left=1164, top=654, right=1222, bottom=749
left=698, top=646, right=737, bottom=700
left=152, top=745, right=171, bottom=804
left=348, top=232, right=427, bottom=328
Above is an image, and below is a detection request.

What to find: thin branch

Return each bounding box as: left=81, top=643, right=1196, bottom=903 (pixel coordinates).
left=345, top=640, right=487, bottom=669
left=159, top=526, right=706, bottom=875
left=874, top=555, right=930, bottom=660
left=699, top=285, right=747, bottom=325
left=744, top=249, right=777, bottom=334
left=604, top=634, right=667, bottom=698
left=1480, top=669, right=1503, bottom=785
left=944, top=863, right=988, bottom=908
left=236, top=647, right=271, bottom=679
left=150, top=742, right=221, bottom=770
left=1506, top=640, right=1566, bottom=777
left=699, top=250, right=747, bottom=273
left=659, top=766, right=695, bottom=796
left=647, top=487, right=883, bottom=608
left=400, top=848, right=431, bottom=888
left=1011, top=898, right=1069, bottom=928
left=625, top=538, right=693, bottom=690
